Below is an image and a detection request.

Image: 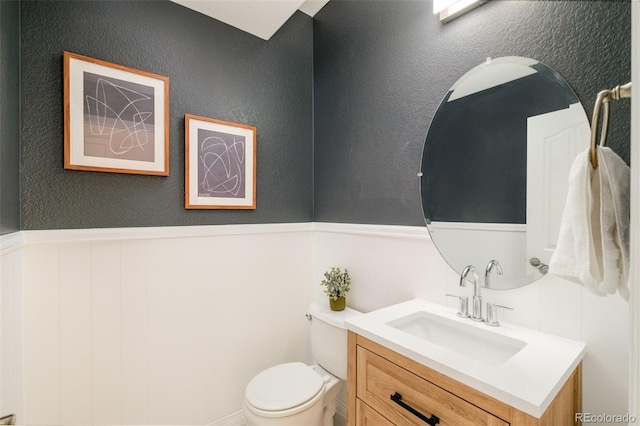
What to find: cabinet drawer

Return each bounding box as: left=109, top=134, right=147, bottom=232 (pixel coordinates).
left=356, top=346, right=509, bottom=426
left=356, top=399, right=394, bottom=425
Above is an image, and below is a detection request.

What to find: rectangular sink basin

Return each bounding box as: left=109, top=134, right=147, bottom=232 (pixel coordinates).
left=387, top=311, right=527, bottom=366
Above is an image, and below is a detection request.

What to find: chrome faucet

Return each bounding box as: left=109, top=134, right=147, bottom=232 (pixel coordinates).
left=484, top=259, right=503, bottom=289
left=459, top=265, right=483, bottom=321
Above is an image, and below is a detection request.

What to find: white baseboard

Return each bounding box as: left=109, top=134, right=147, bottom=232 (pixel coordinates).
left=207, top=399, right=346, bottom=426
left=335, top=398, right=347, bottom=425
left=208, top=410, right=245, bottom=426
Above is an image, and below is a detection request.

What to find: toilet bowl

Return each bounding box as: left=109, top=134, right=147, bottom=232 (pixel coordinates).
left=243, top=302, right=362, bottom=426
left=243, top=363, right=341, bottom=426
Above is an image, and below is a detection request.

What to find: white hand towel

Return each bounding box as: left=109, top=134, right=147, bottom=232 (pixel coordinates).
left=598, top=146, right=630, bottom=299
left=549, top=146, right=630, bottom=300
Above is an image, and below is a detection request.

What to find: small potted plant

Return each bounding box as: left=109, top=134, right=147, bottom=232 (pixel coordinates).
left=321, top=267, right=351, bottom=311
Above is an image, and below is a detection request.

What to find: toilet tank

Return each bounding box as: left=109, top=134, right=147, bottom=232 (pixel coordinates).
left=308, top=301, right=362, bottom=380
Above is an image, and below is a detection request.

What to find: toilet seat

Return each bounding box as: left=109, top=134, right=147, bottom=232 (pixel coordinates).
left=245, top=362, right=325, bottom=412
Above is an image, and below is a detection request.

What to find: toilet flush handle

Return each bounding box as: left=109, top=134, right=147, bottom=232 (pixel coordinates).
left=305, top=314, right=312, bottom=321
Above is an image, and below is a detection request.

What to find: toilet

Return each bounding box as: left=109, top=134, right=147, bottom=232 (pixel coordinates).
left=243, top=301, right=362, bottom=426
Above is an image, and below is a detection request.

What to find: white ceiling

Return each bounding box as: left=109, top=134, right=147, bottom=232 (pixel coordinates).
left=171, top=0, right=330, bottom=40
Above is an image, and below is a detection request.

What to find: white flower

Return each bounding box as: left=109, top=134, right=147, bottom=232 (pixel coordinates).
left=320, top=267, right=351, bottom=300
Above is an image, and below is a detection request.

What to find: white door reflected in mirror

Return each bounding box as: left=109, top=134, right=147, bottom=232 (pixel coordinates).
left=526, top=103, right=590, bottom=279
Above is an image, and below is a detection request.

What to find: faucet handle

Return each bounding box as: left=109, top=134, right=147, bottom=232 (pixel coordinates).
left=484, top=303, right=513, bottom=327
left=446, top=294, right=470, bottom=318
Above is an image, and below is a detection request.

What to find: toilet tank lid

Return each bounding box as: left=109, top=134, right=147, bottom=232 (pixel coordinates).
left=246, top=362, right=323, bottom=411
left=308, top=301, right=362, bottom=328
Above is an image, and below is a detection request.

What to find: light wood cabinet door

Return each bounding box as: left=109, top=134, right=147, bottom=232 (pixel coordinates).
left=356, top=399, right=394, bottom=426
left=356, top=346, right=509, bottom=426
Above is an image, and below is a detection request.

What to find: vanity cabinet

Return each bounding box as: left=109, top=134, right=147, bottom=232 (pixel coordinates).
left=347, top=331, right=582, bottom=426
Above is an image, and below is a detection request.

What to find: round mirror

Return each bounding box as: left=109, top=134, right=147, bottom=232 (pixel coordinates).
left=420, top=57, right=590, bottom=290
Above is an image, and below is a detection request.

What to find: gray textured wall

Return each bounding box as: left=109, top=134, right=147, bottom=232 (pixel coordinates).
left=313, top=0, right=631, bottom=226
left=20, top=0, right=313, bottom=230
left=12, top=1, right=635, bottom=230
left=0, top=0, right=21, bottom=235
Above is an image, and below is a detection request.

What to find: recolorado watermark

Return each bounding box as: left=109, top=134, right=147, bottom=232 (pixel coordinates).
left=576, top=412, right=637, bottom=423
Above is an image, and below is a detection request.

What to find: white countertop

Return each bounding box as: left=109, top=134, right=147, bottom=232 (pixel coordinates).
left=345, top=298, right=586, bottom=418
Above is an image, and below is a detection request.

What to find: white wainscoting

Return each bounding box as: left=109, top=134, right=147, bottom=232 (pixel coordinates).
left=0, top=244, right=23, bottom=423
left=0, top=222, right=631, bottom=425
left=3, top=224, right=314, bottom=426
left=311, top=223, right=630, bottom=423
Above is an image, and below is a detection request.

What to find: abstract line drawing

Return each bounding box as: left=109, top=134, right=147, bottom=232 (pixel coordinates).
left=84, top=72, right=155, bottom=162
left=185, top=114, right=256, bottom=209
left=64, top=51, right=169, bottom=176
left=198, top=129, right=246, bottom=198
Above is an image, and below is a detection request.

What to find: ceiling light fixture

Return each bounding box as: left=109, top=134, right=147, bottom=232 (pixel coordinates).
left=434, top=0, right=487, bottom=23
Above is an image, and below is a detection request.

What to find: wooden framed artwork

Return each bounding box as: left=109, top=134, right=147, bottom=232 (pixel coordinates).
left=185, top=114, right=256, bottom=209
left=63, top=51, right=170, bottom=175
